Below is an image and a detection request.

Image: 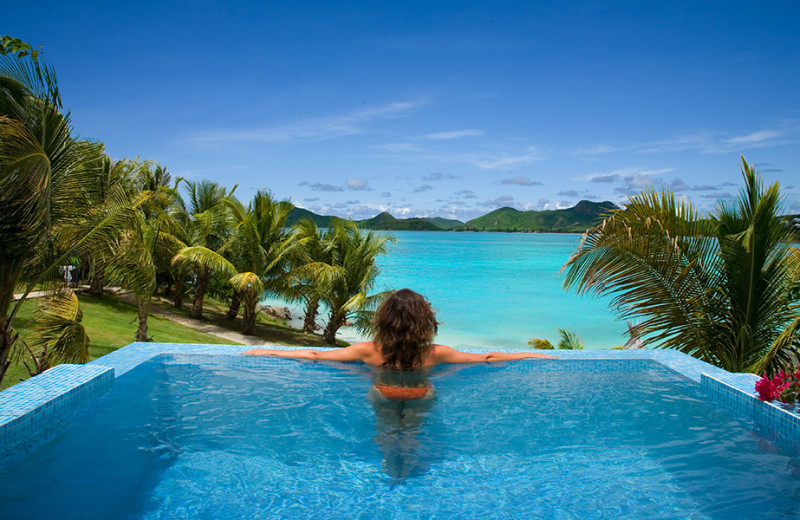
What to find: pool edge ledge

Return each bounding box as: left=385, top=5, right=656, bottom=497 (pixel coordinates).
left=702, top=373, right=800, bottom=455
left=0, top=363, right=115, bottom=462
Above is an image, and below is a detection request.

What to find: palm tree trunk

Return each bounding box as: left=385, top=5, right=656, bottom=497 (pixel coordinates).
left=303, top=296, right=320, bottom=334
left=323, top=310, right=346, bottom=345
left=135, top=296, right=151, bottom=341
left=1, top=265, right=24, bottom=385
left=89, top=266, right=105, bottom=297
left=190, top=270, right=211, bottom=319
left=242, top=298, right=257, bottom=335
left=0, top=316, right=16, bottom=385
left=226, top=291, right=241, bottom=320
left=173, top=277, right=185, bottom=309
left=25, top=341, right=48, bottom=375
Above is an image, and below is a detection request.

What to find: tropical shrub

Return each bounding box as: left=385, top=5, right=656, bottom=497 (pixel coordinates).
left=0, top=37, right=133, bottom=384
left=563, top=158, right=800, bottom=375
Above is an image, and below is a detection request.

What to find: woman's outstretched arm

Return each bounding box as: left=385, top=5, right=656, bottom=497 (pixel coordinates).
left=433, top=345, right=558, bottom=364
left=242, top=342, right=381, bottom=364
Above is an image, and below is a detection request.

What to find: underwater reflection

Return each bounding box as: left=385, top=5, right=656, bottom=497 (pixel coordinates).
left=368, top=370, right=436, bottom=484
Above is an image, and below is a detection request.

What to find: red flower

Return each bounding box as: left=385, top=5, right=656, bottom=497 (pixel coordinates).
left=755, top=375, right=778, bottom=401
left=754, top=366, right=800, bottom=403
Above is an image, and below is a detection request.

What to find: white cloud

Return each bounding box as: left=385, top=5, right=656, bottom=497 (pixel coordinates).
left=499, top=176, right=542, bottom=186
left=480, top=195, right=515, bottom=207
left=420, top=129, right=485, bottom=140
left=473, top=147, right=541, bottom=169
left=307, top=182, right=343, bottom=192
left=371, top=142, right=426, bottom=153
left=574, top=144, right=616, bottom=156
left=423, top=172, right=461, bottom=181
left=454, top=190, right=477, bottom=199
left=670, top=178, right=689, bottom=191
left=638, top=127, right=790, bottom=154
left=725, top=130, right=781, bottom=145
left=584, top=167, right=673, bottom=183
left=189, top=100, right=425, bottom=144
left=346, top=178, right=372, bottom=191
left=574, top=121, right=797, bottom=157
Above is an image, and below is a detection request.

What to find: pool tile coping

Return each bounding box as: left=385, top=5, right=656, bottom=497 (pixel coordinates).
left=1, top=342, right=798, bottom=462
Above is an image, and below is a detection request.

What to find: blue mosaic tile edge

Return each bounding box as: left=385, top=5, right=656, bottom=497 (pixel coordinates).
left=0, top=363, right=114, bottom=464
left=702, top=374, right=800, bottom=456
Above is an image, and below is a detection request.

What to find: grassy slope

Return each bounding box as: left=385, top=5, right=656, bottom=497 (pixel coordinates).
left=3, top=295, right=232, bottom=389
left=3, top=294, right=343, bottom=390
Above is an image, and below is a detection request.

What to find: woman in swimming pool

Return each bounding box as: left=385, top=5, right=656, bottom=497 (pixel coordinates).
left=244, top=288, right=557, bottom=400
left=245, top=289, right=556, bottom=481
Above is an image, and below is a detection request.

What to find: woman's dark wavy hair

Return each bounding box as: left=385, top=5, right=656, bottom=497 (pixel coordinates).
left=374, top=289, right=439, bottom=370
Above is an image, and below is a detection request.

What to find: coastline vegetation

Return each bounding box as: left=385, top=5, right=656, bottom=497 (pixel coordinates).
left=563, top=159, right=800, bottom=375
left=527, top=328, right=585, bottom=350
left=0, top=37, right=391, bottom=388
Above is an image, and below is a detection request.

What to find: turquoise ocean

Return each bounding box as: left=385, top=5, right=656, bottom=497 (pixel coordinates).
left=270, top=232, right=628, bottom=350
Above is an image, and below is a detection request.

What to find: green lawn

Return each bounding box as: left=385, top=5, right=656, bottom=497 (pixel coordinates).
left=3, top=295, right=234, bottom=390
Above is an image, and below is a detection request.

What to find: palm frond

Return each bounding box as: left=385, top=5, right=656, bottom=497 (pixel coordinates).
left=172, top=246, right=237, bottom=278
left=557, top=328, right=584, bottom=350
left=22, top=289, right=90, bottom=371
left=528, top=338, right=555, bottom=349
left=229, top=272, right=264, bottom=294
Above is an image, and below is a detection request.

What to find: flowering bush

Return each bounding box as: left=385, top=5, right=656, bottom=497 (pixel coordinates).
left=755, top=367, right=800, bottom=404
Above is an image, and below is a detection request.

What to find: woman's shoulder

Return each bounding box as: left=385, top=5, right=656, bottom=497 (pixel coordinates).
left=427, top=344, right=456, bottom=364
left=349, top=340, right=377, bottom=352
left=346, top=341, right=384, bottom=365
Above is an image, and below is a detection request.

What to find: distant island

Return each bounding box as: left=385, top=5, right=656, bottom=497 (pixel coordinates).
left=286, top=200, right=620, bottom=233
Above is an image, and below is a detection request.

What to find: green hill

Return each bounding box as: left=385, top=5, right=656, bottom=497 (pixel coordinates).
left=357, top=212, right=443, bottom=231
left=463, top=200, right=618, bottom=232
left=424, top=217, right=465, bottom=230
left=286, top=201, right=617, bottom=233
left=286, top=207, right=332, bottom=227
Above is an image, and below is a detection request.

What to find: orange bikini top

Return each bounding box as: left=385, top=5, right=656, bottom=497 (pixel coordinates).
left=373, top=384, right=432, bottom=401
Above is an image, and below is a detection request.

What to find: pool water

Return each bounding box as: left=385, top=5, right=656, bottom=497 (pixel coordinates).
left=2, top=355, right=799, bottom=519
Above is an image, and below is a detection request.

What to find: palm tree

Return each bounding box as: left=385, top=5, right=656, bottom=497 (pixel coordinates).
left=171, top=246, right=237, bottom=320
left=317, top=220, right=394, bottom=344
left=0, top=39, right=133, bottom=384
left=562, top=158, right=800, bottom=375
left=175, top=180, right=236, bottom=319
left=164, top=189, right=194, bottom=310
left=287, top=219, right=335, bottom=334
left=104, top=164, right=185, bottom=341
left=222, top=191, right=295, bottom=334
left=84, top=155, right=137, bottom=297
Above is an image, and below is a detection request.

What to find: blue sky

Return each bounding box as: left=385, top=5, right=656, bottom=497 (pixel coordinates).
left=6, top=1, right=800, bottom=220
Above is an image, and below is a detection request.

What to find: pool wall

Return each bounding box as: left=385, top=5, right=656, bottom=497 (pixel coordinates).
left=1, top=343, right=798, bottom=462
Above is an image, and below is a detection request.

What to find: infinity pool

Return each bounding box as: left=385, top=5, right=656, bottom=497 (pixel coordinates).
left=1, top=354, right=799, bottom=519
